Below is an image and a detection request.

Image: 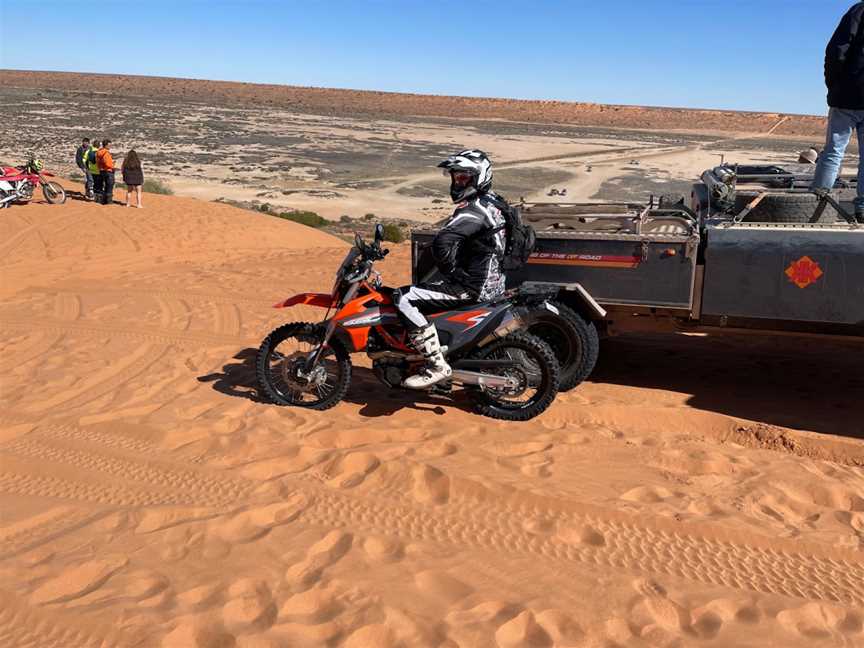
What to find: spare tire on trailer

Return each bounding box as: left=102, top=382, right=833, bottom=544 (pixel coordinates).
left=733, top=191, right=843, bottom=224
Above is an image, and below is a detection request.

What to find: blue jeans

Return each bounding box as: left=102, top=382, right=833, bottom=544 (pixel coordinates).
left=811, top=107, right=864, bottom=212
left=83, top=169, right=93, bottom=197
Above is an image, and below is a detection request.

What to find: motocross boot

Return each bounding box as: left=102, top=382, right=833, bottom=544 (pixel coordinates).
left=403, top=324, right=452, bottom=389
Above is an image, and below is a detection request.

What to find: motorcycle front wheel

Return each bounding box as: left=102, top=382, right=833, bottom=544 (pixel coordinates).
left=43, top=182, right=66, bottom=204
left=465, top=332, right=560, bottom=421
left=256, top=322, right=351, bottom=410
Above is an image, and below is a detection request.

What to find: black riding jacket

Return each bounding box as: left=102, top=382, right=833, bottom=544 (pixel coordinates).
left=432, top=191, right=507, bottom=300
left=826, top=2, right=864, bottom=109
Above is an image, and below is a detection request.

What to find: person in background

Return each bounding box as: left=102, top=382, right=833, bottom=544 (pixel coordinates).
left=75, top=137, right=92, bottom=199
left=122, top=149, right=144, bottom=208
left=90, top=139, right=104, bottom=202
left=810, top=1, right=864, bottom=223
left=798, top=148, right=819, bottom=165
left=96, top=139, right=116, bottom=205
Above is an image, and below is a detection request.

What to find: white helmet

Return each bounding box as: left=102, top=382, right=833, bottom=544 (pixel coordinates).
left=437, top=149, right=493, bottom=202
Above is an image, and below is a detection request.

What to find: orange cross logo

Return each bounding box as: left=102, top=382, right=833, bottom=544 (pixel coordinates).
left=785, top=256, right=823, bottom=289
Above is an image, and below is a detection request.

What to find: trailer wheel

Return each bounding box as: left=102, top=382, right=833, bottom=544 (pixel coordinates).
left=522, top=300, right=599, bottom=391
left=733, top=191, right=843, bottom=224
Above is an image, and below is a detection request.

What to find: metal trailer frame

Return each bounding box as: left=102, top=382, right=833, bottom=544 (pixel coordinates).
left=698, top=163, right=861, bottom=226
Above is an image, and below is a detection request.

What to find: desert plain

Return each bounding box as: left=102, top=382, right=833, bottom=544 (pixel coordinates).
left=0, top=71, right=862, bottom=648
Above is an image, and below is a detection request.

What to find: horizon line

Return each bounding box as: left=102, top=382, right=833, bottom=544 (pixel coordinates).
left=0, top=68, right=825, bottom=120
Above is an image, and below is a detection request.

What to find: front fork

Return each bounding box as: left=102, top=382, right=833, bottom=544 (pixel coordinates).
left=302, top=283, right=358, bottom=372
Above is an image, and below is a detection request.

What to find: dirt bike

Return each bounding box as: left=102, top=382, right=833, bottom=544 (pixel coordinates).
left=0, top=156, right=66, bottom=208
left=257, top=225, right=561, bottom=421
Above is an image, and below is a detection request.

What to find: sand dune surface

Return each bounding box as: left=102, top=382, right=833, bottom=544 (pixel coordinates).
left=1, top=185, right=863, bottom=648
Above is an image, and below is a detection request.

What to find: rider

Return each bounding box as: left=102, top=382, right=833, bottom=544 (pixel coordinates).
left=394, top=149, right=507, bottom=389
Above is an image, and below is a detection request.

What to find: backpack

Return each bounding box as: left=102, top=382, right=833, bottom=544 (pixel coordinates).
left=87, top=149, right=97, bottom=164
left=488, top=195, right=537, bottom=271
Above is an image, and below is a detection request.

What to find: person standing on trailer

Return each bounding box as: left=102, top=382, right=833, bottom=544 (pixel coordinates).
left=810, top=1, right=864, bottom=223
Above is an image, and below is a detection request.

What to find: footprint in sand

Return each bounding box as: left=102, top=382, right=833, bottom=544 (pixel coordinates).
left=534, top=609, right=584, bottom=645
left=414, top=569, right=473, bottom=605
left=485, top=440, right=552, bottom=458
left=214, top=494, right=307, bottom=543
left=495, top=610, right=553, bottom=647
left=630, top=578, right=691, bottom=645
left=278, top=582, right=342, bottom=624
left=362, top=534, right=405, bottom=563
left=283, top=530, right=353, bottom=591
left=238, top=446, right=330, bottom=480
left=160, top=616, right=235, bottom=647
left=177, top=581, right=225, bottom=612
left=445, top=600, right=520, bottom=628
left=620, top=485, right=675, bottom=503
left=411, top=463, right=450, bottom=504
left=556, top=522, right=605, bottom=547
left=222, top=578, right=277, bottom=635
left=777, top=601, right=863, bottom=641
left=323, top=451, right=381, bottom=489
left=343, top=606, right=433, bottom=648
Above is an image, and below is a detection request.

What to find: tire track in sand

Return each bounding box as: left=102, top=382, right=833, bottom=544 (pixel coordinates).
left=0, top=294, right=78, bottom=374
left=156, top=295, right=191, bottom=331
left=213, top=301, right=242, bottom=336
left=0, top=507, right=109, bottom=559
left=0, top=318, right=257, bottom=348
left=0, top=431, right=254, bottom=507
left=0, top=330, right=65, bottom=373
left=53, top=293, right=81, bottom=321
left=0, top=212, right=69, bottom=261
left=18, top=343, right=167, bottom=415
left=0, top=589, right=129, bottom=648
left=294, top=483, right=864, bottom=607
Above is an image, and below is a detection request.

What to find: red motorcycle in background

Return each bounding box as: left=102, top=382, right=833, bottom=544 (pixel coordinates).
left=0, top=156, right=66, bottom=208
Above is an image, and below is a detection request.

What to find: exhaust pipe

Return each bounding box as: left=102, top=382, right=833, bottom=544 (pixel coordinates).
left=477, top=312, right=524, bottom=347
left=0, top=192, right=20, bottom=206
left=450, top=370, right=518, bottom=389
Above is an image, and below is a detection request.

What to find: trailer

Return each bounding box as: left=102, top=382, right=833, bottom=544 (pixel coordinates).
left=411, top=165, right=864, bottom=388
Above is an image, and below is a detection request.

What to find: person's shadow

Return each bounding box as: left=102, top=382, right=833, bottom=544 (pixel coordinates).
left=199, top=348, right=464, bottom=417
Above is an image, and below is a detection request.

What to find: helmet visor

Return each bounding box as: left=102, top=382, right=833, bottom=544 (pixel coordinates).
left=450, top=170, right=474, bottom=188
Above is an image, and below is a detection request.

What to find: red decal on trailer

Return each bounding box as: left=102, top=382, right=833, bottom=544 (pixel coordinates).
left=785, top=256, right=823, bottom=289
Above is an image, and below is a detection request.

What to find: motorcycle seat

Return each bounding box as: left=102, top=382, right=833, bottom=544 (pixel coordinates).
left=426, top=300, right=491, bottom=318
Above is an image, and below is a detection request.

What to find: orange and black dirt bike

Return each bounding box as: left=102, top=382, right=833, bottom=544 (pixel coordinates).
left=256, top=224, right=561, bottom=421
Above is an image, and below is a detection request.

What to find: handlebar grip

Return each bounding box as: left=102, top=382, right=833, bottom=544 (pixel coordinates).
left=382, top=249, right=390, bottom=257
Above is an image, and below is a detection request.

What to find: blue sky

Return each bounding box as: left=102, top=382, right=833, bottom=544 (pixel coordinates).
left=0, top=1, right=857, bottom=115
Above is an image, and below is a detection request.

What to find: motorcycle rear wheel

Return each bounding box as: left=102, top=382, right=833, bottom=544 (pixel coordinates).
left=257, top=322, right=351, bottom=410
left=43, top=182, right=66, bottom=204
left=465, top=332, right=559, bottom=421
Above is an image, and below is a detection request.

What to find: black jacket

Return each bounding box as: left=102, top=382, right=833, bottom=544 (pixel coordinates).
left=122, top=166, right=144, bottom=186
left=826, top=2, right=864, bottom=109
left=75, top=144, right=88, bottom=169
left=432, top=192, right=507, bottom=300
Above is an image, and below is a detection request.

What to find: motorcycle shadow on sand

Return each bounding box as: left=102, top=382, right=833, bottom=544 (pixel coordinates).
left=198, top=347, right=463, bottom=417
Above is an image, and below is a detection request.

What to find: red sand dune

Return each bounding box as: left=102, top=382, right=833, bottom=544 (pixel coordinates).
left=0, top=178, right=861, bottom=646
